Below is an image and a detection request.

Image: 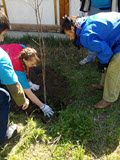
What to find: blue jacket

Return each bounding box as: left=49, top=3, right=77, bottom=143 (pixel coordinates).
left=76, top=12, right=120, bottom=64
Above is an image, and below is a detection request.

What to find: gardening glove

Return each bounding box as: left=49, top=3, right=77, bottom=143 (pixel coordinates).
left=41, top=104, right=54, bottom=117
left=28, top=81, right=40, bottom=91
left=98, top=61, right=108, bottom=73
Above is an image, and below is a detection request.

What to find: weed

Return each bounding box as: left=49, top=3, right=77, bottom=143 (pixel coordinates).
left=0, top=35, right=120, bottom=160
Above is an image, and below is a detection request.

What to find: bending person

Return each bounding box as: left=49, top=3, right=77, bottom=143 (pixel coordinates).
left=79, top=0, right=112, bottom=65
left=61, top=12, right=120, bottom=109
left=0, top=43, right=54, bottom=117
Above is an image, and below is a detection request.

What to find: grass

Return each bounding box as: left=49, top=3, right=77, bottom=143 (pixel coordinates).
left=0, top=35, right=120, bottom=160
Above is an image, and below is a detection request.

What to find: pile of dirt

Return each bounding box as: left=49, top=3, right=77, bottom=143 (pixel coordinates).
left=10, top=65, right=70, bottom=114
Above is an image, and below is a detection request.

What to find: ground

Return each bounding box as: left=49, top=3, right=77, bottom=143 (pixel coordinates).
left=10, top=65, right=70, bottom=115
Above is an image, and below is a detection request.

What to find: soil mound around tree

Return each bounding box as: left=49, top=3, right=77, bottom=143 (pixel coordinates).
left=10, top=65, right=70, bottom=115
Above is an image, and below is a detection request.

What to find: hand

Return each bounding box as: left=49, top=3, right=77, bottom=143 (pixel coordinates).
left=98, top=61, right=108, bottom=73
left=41, top=104, right=54, bottom=117
left=22, top=98, right=29, bottom=110
left=28, top=81, right=40, bottom=91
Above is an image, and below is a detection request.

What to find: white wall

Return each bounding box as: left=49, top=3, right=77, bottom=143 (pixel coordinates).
left=5, top=0, right=55, bottom=25
left=69, top=0, right=80, bottom=16
left=4, top=0, right=80, bottom=25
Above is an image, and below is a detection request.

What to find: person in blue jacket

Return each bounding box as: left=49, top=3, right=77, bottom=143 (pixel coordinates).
left=79, top=0, right=112, bottom=65
left=61, top=12, right=120, bottom=109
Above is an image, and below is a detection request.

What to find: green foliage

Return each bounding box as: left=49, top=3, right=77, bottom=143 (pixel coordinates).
left=49, top=104, right=95, bottom=143
left=0, top=35, right=120, bottom=160
left=4, top=35, right=33, bottom=45
left=44, top=36, right=71, bottom=48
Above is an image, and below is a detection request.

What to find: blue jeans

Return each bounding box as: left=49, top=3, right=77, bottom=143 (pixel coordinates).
left=89, top=6, right=111, bottom=16
left=86, top=50, right=96, bottom=61
left=0, top=89, right=10, bottom=142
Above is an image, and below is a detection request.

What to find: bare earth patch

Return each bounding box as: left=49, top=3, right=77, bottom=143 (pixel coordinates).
left=10, top=65, right=70, bottom=115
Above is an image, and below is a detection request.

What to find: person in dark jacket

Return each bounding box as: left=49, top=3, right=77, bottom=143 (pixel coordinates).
left=61, top=12, right=120, bottom=109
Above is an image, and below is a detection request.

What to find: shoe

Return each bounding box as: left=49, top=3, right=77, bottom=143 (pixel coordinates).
left=92, top=84, right=104, bottom=90
left=94, top=99, right=113, bottom=109
left=7, top=124, right=18, bottom=139
left=79, top=58, right=94, bottom=65
left=0, top=124, right=17, bottom=149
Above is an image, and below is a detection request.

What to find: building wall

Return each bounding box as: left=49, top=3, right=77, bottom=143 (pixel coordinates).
left=4, top=0, right=80, bottom=25
left=69, top=0, right=80, bottom=16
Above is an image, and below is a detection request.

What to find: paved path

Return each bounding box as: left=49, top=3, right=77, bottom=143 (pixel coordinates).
left=7, top=31, right=68, bottom=39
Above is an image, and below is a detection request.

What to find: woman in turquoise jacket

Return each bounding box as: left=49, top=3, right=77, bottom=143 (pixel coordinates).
left=61, top=12, right=120, bottom=109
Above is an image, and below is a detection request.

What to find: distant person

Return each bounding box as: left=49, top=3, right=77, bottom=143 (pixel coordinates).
left=79, top=0, right=112, bottom=65
left=112, top=0, right=120, bottom=12
left=79, top=0, right=89, bottom=17
left=61, top=12, right=120, bottom=109
left=0, top=43, right=54, bottom=118
left=0, top=11, right=29, bottom=144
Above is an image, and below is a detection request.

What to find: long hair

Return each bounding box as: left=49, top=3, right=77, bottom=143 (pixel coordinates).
left=18, top=47, right=41, bottom=80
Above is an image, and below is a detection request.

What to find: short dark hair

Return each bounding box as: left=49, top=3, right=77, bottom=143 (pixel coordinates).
left=61, top=16, right=77, bottom=34
left=0, top=11, right=10, bottom=33
left=61, top=16, right=81, bottom=49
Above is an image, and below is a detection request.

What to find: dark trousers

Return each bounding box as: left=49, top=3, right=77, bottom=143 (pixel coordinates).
left=0, top=89, right=10, bottom=142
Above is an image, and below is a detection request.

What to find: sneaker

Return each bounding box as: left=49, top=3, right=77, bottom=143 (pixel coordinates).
left=79, top=58, right=94, bottom=65
left=0, top=124, right=17, bottom=149
left=7, top=124, right=18, bottom=139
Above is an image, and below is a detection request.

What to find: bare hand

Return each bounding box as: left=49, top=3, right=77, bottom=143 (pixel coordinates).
left=22, top=98, right=29, bottom=110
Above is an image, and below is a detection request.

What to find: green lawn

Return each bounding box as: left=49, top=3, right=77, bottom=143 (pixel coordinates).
left=0, top=35, right=120, bottom=160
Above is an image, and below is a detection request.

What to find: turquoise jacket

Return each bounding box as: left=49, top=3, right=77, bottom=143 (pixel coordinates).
left=80, top=0, right=112, bottom=12
left=0, top=47, right=18, bottom=85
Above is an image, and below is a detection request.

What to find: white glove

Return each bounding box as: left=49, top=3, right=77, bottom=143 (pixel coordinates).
left=28, top=81, right=40, bottom=91
left=41, top=104, right=54, bottom=117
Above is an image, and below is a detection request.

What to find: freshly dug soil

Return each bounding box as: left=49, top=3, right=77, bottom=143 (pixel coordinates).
left=10, top=65, right=70, bottom=115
